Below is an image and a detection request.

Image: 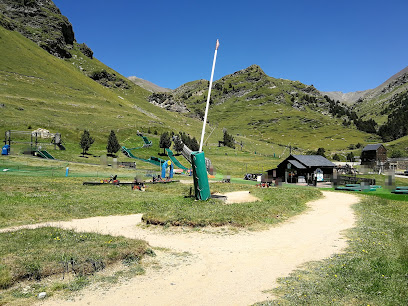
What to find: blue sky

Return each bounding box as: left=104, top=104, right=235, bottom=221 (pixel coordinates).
left=54, top=0, right=407, bottom=93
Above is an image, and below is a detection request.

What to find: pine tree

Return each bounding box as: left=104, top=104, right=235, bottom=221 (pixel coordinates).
left=106, top=130, right=121, bottom=156
left=79, top=130, right=94, bottom=156
left=159, top=132, right=171, bottom=154
left=316, top=147, right=326, bottom=157
left=190, top=137, right=199, bottom=151
left=223, top=129, right=235, bottom=149
left=332, top=153, right=340, bottom=161
left=173, top=136, right=184, bottom=154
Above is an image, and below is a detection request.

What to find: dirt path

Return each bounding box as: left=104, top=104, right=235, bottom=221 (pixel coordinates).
left=17, top=190, right=360, bottom=305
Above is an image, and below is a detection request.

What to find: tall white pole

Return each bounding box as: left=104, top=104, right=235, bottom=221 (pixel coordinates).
left=199, top=39, right=219, bottom=152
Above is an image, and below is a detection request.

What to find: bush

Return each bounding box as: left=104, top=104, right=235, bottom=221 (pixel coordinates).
left=0, top=265, right=12, bottom=289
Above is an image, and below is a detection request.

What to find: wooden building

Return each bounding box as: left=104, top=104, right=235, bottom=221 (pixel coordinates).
left=267, top=154, right=336, bottom=184
left=360, top=144, right=387, bottom=169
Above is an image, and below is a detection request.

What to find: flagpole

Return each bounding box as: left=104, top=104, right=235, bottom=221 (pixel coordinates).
left=199, top=39, right=219, bottom=152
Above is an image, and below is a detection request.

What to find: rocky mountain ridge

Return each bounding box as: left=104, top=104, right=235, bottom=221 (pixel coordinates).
left=128, top=76, right=171, bottom=93
left=322, top=66, right=408, bottom=105
left=0, top=0, right=83, bottom=58
left=149, top=65, right=337, bottom=119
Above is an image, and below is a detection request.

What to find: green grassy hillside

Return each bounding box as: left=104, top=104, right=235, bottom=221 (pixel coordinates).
left=0, top=26, right=201, bottom=139
left=152, top=65, right=379, bottom=152
left=0, top=25, right=282, bottom=174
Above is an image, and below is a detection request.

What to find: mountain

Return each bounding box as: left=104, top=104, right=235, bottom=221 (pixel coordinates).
left=350, top=66, right=408, bottom=119
left=322, top=66, right=408, bottom=115
left=0, top=0, right=80, bottom=58
left=0, top=3, right=202, bottom=147
left=2, top=0, right=405, bottom=165
left=128, top=76, right=171, bottom=93
left=148, top=65, right=377, bottom=151
left=319, top=90, right=369, bottom=105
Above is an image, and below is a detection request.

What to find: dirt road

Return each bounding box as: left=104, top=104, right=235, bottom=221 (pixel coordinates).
left=26, top=190, right=359, bottom=305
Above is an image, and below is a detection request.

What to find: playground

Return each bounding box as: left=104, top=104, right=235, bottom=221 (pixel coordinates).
left=2, top=129, right=65, bottom=160
left=2, top=139, right=408, bottom=305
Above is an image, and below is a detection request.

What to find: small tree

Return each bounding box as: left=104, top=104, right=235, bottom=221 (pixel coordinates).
left=223, top=129, right=235, bottom=149
left=390, top=149, right=403, bottom=158
left=106, top=130, right=121, bottom=156
left=79, top=130, right=94, bottom=156
left=332, top=153, right=341, bottom=161
left=159, top=132, right=171, bottom=154
left=316, top=147, right=326, bottom=157
left=173, top=136, right=184, bottom=154
left=346, top=152, right=355, bottom=162
left=190, top=137, right=199, bottom=151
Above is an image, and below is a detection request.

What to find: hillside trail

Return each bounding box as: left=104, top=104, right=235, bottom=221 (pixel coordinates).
left=14, top=190, right=360, bottom=306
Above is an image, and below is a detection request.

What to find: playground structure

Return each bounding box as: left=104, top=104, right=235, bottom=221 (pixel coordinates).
left=126, top=131, right=152, bottom=150
left=121, top=133, right=172, bottom=168
left=392, top=186, right=408, bottom=194
left=161, top=160, right=174, bottom=179
left=1, top=144, right=10, bottom=155
left=122, top=146, right=167, bottom=166
left=174, top=135, right=213, bottom=172
left=335, top=183, right=381, bottom=192
left=83, top=174, right=178, bottom=188
left=165, top=148, right=188, bottom=170
left=122, top=134, right=192, bottom=173
left=121, top=131, right=212, bottom=200
left=4, top=129, right=65, bottom=159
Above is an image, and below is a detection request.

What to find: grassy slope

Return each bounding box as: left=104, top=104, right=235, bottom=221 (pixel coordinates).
left=171, top=66, right=378, bottom=152
left=0, top=26, right=202, bottom=141
left=384, top=135, right=408, bottom=157
left=353, top=84, right=408, bottom=124
left=0, top=25, right=401, bottom=176
left=0, top=26, right=286, bottom=174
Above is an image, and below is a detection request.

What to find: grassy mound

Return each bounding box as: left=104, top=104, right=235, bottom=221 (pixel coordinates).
left=0, top=227, right=150, bottom=290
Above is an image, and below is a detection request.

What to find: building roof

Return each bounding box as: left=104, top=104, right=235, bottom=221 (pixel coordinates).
left=266, top=154, right=336, bottom=173
left=288, top=159, right=306, bottom=169
left=291, top=155, right=336, bottom=167
left=362, top=144, right=384, bottom=151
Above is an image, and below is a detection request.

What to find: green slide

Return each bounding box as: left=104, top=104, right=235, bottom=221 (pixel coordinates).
left=37, top=150, right=55, bottom=159
left=122, top=146, right=165, bottom=166
left=165, top=148, right=189, bottom=170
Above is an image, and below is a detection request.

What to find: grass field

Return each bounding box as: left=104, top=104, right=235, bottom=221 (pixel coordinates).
left=0, top=159, right=322, bottom=304
left=257, top=195, right=408, bottom=305
left=1, top=155, right=408, bottom=304
left=0, top=166, right=320, bottom=229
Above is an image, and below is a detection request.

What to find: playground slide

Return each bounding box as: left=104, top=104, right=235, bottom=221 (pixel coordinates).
left=141, top=136, right=152, bottom=146
left=128, top=134, right=152, bottom=150
left=37, top=150, right=55, bottom=159
left=121, top=146, right=166, bottom=166
left=165, top=148, right=189, bottom=170
left=57, top=143, right=66, bottom=150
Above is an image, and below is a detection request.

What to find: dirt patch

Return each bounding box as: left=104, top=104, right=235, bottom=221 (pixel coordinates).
left=214, top=190, right=260, bottom=204
left=9, top=191, right=359, bottom=306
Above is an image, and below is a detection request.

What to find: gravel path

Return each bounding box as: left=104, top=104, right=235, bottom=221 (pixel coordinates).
left=16, top=190, right=360, bottom=306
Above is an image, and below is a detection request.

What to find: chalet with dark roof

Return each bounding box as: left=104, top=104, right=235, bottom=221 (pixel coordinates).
left=360, top=144, right=387, bottom=167
left=267, top=154, right=336, bottom=183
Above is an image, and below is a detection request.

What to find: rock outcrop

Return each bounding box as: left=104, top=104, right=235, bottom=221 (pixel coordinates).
left=0, top=0, right=91, bottom=59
